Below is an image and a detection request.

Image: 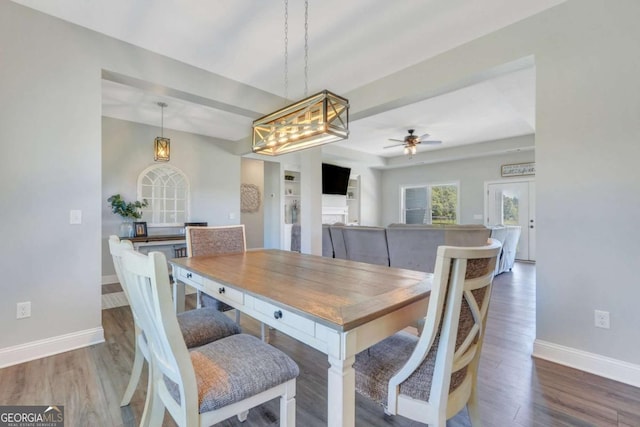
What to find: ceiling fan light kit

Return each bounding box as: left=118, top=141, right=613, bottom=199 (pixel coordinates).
left=252, top=0, right=349, bottom=156
left=385, top=128, right=442, bottom=156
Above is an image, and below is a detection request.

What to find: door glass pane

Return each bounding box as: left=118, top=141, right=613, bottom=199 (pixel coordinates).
left=431, top=184, right=457, bottom=225
left=503, top=193, right=520, bottom=225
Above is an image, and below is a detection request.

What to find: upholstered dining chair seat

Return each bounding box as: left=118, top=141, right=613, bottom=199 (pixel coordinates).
left=355, top=331, right=466, bottom=405
left=177, top=307, right=240, bottom=348
left=165, top=334, right=300, bottom=413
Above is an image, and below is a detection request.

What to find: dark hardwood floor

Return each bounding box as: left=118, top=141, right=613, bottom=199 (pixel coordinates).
left=1, top=262, right=640, bottom=426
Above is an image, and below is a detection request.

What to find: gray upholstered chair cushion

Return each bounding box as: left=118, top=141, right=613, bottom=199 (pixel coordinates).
left=165, top=334, right=299, bottom=413
left=177, top=307, right=241, bottom=348
left=354, top=331, right=467, bottom=405
left=342, top=226, right=389, bottom=266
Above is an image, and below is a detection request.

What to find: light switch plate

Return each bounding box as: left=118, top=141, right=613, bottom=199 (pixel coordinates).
left=70, top=210, right=82, bottom=224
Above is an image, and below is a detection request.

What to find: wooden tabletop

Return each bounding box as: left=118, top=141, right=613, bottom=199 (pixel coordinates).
left=171, top=249, right=431, bottom=331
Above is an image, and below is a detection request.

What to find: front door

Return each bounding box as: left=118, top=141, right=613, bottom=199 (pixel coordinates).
left=486, top=180, right=535, bottom=261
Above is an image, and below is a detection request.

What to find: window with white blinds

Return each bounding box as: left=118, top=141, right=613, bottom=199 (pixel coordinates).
left=400, top=182, right=459, bottom=225
left=137, top=164, right=190, bottom=226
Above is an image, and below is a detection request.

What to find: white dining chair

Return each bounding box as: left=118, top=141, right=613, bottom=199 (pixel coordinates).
left=354, top=239, right=501, bottom=426
left=120, top=248, right=299, bottom=427
left=108, top=236, right=241, bottom=424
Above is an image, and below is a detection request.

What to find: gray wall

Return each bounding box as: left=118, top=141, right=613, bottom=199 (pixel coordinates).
left=346, top=0, right=640, bottom=366
left=3, top=0, right=640, bottom=377
left=240, top=158, right=264, bottom=249
left=381, top=146, right=535, bottom=226
left=342, top=163, right=382, bottom=227
left=0, top=1, right=280, bottom=352
left=102, top=117, right=241, bottom=277
left=1, top=3, right=102, bottom=348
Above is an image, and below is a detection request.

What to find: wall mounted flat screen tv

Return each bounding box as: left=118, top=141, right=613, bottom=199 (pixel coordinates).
left=322, top=163, right=351, bottom=195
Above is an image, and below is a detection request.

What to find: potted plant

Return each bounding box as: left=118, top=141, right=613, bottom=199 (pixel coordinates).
left=107, top=194, right=148, bottom=237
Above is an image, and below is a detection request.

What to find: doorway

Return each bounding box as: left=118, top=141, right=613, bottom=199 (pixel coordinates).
left=485, top=179, right=535, bottom=261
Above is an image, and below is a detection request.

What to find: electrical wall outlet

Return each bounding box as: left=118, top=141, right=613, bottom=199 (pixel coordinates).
left=17, top=301, right=31, bottom=319
left=594, top=310, right=610, bottom=329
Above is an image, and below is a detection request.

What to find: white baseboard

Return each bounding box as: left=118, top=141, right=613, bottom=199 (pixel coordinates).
left=533, top=339, right=640, bottom=388
left=102, top=274, right=118, bottom=285
left=0, top=327, right=105, bottom=369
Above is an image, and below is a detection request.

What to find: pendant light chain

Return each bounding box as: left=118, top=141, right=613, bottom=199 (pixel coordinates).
left=157, top=102, right=167, bottom=137
left=283, top=0, right=289, bottom=100
left=283, top=0, right=309, bottom=99
left=304, top=0, right=309, bottom=97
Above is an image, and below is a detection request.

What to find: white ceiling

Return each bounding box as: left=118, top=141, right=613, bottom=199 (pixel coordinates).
left=13, top=0, right=560, bottom=158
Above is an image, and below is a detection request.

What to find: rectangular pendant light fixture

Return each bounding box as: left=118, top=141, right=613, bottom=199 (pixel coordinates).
left=154, top=102, right=170, bottom=162
left=154, top=136, right=170, bottom=162
left=252, top=90, right=349, bottom=156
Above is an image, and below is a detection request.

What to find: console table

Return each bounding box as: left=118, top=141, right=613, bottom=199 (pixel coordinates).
left=124, top=235, right=186, bottom=252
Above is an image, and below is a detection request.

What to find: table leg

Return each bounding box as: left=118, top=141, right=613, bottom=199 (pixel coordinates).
left=327, top=355, right=356, bottom=427
left=172, top=267, right=185, bottom=313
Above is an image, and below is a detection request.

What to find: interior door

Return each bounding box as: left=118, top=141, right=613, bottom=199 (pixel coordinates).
left=486, top=180, right=535, bottom=261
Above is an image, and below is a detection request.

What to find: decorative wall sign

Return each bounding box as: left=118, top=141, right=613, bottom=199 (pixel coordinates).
left=501, top=162, right=535, bottom=177
left=240, top=183, right=261, bottom=213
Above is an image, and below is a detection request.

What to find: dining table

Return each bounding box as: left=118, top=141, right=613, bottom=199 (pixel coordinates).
left=170, top=249, right=432, bottom=427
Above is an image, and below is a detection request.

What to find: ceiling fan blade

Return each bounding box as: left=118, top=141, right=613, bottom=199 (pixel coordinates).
left=418, top=133, right=430, bottom=140
left=422, top=140, right=443, bottom=145
left=383, top=143, right=404, bottom=149
left=388, top=138, right=404, bottom=142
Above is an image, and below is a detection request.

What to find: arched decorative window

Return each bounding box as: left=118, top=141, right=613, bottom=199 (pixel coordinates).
left=137, top=164, right=190, bottom=227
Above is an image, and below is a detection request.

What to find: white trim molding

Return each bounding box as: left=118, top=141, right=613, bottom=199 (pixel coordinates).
left=0, top=327, right=105, bottom=369
left=533, top=339, right=640, bottom=388
left=102, top=274, right=118, bottom=285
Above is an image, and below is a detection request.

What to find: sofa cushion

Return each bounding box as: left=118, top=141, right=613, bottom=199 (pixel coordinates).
left=322, top=225, right=333, bottom=257
left=387, top=227, right=445, bottom=272
left=387, top=225, right=490, bottom=273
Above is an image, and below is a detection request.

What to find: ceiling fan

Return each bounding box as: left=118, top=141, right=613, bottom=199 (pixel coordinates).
left=384, top=129, right=442, bottom=155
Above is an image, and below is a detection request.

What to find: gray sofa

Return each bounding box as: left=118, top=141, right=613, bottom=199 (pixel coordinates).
left=323, top=223, right=492, bottom=274
left=488, top=225, right=521, bottom=274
